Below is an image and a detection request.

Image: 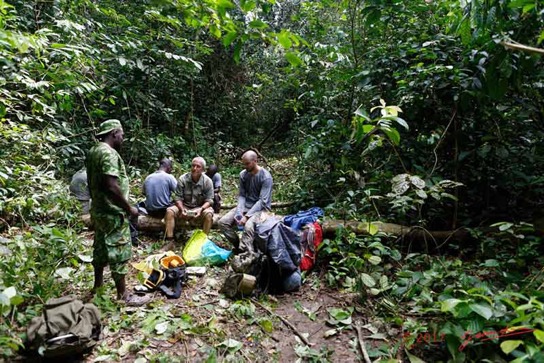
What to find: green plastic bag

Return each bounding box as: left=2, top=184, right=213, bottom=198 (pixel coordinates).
left=182, top=230, right=231, bottom=266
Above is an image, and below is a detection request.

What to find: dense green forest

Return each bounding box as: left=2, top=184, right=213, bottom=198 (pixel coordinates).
left=1, top=0, right=544, bottom=361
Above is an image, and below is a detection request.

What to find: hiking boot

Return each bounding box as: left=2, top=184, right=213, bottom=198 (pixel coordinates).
left=121, top=293, right=152, bottom=307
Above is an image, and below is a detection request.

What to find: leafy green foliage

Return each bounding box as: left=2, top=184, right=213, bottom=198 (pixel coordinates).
left=0, top=224, right=93, bottom=358
left=1, top=0, right=544, bottom=361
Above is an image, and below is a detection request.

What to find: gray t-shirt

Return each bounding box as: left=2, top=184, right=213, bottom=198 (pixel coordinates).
left=211, top=173, right=222, bottom=190
left=237, top=168, right=273, bottom=217
left=144, top=171, right=178, bottom=211
left=69, top=169, right=90, bottom=201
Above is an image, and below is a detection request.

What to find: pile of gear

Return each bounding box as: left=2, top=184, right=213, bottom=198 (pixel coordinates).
left=132, top=252, right=187, bottom=299
left=221, top=207, right=324, bottom=298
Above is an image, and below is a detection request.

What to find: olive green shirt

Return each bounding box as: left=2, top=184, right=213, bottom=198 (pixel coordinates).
left=86, top=142, right=129, bottom=216
left=174, top=173, right=214, bottom=209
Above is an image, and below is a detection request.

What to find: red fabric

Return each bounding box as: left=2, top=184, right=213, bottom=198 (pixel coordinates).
left=300, top=222, right=323, bottom=271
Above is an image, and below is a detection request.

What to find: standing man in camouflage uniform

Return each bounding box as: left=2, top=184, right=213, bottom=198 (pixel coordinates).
left=86, top=119, right=139, bottom=302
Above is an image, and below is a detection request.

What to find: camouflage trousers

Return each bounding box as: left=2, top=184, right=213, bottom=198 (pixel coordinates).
left=91, top=212, right=132, bottom=279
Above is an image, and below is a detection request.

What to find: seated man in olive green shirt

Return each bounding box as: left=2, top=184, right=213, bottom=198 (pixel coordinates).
left=164, top=157, right=214, bottom=245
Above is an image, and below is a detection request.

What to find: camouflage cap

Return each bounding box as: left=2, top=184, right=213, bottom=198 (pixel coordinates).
left=96, top=119, right=123, bottom=136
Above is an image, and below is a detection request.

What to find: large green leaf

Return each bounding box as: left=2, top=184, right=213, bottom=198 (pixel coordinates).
left=285, top=52, right=302, bottom=67
left=500, top=340, right=523, bottom=354
left=240, top=0, right=256, bottom=12
left=441, top=299, right=464, bottom=313
left=382, top=127, right=400, bottom=145
left=248, top=19, right=268, bottom=29
left=222, top=31, right=237, bottom=47
left=277, top=30, right=292, bottom=49
left=469, top=303, right=493, bottom=320
left=360, top=273, right=376, bottom=287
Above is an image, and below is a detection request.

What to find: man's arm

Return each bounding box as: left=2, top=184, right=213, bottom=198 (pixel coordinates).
left=104, top=175, right=138, bottom=216
left=236, top=172, right=247, bottom=216
left=215, top=173, right=222, bottom=193
left=173, top=176, right=187, bottom=215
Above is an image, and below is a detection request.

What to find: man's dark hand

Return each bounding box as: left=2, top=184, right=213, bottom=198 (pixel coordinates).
left=129, top=206, right=139, bottom=217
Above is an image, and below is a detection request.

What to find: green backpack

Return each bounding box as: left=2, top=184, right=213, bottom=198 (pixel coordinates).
left=26, top=295, right=101, bottom=358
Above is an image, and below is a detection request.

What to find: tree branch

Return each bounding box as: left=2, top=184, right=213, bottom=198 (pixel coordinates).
left=501, top=41, right=544, bottom=55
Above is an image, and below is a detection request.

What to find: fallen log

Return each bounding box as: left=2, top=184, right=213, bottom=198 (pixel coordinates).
left=220, top=201, right=295, bottom=210
left=82, top=213, right=471, bottom=244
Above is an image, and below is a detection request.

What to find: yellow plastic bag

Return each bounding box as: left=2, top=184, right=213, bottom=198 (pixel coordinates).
left=183, top=229, right=232, bottom=266
left=182, top=230, right=208, bottom=265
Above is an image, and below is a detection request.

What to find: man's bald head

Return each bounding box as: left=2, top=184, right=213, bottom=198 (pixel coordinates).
left=242, top=150, right=257, bottom=162
left=241, top=150, right=259, bottom=173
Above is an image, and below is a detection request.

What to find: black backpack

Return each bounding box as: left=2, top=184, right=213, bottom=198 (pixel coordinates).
left=26, top=295, right=101, bottom=359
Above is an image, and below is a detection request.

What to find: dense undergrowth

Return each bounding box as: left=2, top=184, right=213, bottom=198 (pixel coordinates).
left=2, top=0, right=544, bottom=361
left=319, top=224, right=544, bottom=362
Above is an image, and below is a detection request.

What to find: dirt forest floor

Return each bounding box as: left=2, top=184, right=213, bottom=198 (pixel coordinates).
left=56, top=229, right=391, bottom=363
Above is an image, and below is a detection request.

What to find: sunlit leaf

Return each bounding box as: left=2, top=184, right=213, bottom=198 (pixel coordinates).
left=277, top=31, right=292, bottom=49
left=469, top=303, right=493, bottom=320
left=441, top=299, right=464, bottom=312
left=498, top=222, right=514, bottom=231
left=248, top=19, right=268, bottom=29
left=78, top=254, right=93, bottom=263
left=360, top=273, right=376, bottom=287
left=285, top=52, right=302, bottom=67
left=54, top=267, right=74, bottom=280
left=2, top=287, right=17, bottom=299
left=155, top=321, right=169, bottom=334
left=240, top=0, right=256, bottom=12
left=328, top=307, right=352, bottom=321
left=415, top=189, right=427, bottom=199
left=367, top=222, right=378, bottom=235
left=500, top=340, right=523, bottom=354
left=222, top=31, right=237, bottom=47
left=382, top=127, right=400, bottom=145
left=533, top=329, right=544, bottom=343
left=405, top=349, right=426, bottom=363
left=259, top=318, right=273, bottom=333
left=217, top=338, right=243, bottom=352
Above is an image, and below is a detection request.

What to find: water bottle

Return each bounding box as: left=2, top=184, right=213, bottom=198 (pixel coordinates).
left=235, top=213, right=244, bottom=231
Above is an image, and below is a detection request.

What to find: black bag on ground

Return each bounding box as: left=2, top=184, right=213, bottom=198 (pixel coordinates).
left=158, top=267, right=187, bottom=299
left=26, top=295, right=101, bottom=359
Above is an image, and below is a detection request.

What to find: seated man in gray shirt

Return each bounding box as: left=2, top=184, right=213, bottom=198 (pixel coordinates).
left=218, top=150, right=273, bottom=254
left=143, top=158, right=178, bottom=219
left=69, top=168, right=91, bottom=214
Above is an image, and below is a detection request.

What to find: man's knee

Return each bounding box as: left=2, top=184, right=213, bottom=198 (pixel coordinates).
left=165, top=209, right=176, bottom=220
left=218, top=216, right=231, bottom=229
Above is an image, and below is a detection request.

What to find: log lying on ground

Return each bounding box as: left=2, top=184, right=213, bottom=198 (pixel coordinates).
left=82, top=213, right=471, bottom=244
left=220, top=201, right=296, bottom=210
